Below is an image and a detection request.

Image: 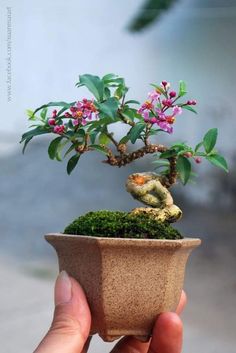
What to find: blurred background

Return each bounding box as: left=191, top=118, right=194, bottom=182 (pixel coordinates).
left=0, top=0, right=235, bottom=352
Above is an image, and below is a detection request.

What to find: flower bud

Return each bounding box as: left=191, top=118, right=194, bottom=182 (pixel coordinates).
left=48, top=118, right=56, bottom=126
left=52, top=110, right=57, bottom=118
left=187, top=100, right=197, bottom=105
left=162, top=99, right=172, bottom=107
left=53, top=125, right=65, bottom=134
left=195, top=157, right=202, bottom=164
left=183, top=152, right=192, bottom=158
left=169, top=91, right=176, bottom=98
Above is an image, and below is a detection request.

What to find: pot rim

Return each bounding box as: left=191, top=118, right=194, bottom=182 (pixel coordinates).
left=45, top=233, right=201, bottom=248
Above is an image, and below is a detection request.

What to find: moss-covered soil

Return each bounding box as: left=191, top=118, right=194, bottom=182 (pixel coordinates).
left=64, top=210, right=183, bottom=240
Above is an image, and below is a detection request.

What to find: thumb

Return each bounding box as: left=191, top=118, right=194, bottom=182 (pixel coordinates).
left=34, top=271, right=91, bottom=353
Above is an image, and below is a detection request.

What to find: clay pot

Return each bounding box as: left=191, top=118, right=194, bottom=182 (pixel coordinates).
left=45, top=233, right=201, bottom=342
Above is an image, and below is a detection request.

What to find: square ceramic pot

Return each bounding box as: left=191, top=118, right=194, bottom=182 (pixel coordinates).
left=45, top=233, right=201, bottom=342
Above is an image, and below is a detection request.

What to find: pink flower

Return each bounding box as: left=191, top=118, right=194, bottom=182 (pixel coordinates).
left=83, top=109, right=92, bottom=120
left=148, top=90, right=160, bottom=102
left=72, top=119, right=79, bottom=126
left=65, top=112, right=72, bottom=118
left=150, top=117, right=158, bottom=124
left=69, top=100, right=98, bottom=121
left=157, top=120, right=173, bottom=134
left=172, top=106, right=182, bottom=116
left=142, top=110, right=150, bottom=122
left=138, top=101, right=154, bottom=114
left=76, top=101, right=83, bottom=109
left=155, top=108, right=166, bottom=120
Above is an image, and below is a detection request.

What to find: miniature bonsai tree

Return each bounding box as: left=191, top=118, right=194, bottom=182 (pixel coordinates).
left=21, top=74, right=228, bottom=239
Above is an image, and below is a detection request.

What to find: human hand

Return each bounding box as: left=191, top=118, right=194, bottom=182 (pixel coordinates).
left=34, top=271, right=186, bottom=353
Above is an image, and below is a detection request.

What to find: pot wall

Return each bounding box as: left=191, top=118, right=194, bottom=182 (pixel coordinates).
left=45, top=234, right=201, bottom=341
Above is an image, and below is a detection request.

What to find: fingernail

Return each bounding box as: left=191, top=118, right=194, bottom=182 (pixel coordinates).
left=54, top=270, right=72, bottom=306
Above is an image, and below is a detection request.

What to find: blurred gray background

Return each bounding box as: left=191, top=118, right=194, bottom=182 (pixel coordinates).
left=0, top=0, right=235, bottom=352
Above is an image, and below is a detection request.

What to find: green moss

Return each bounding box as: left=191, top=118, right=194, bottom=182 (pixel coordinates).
left=64, top=210, right=183, bottom=240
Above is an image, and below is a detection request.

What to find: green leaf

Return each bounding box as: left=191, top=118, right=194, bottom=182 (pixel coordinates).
left=97, top=97, right=119, bottom=119
left=129, top=123, right=146, bottom=144
left=176, top=155, right=192, bottom=185
left=34, top=101, right=76, bottom=115
left=55, top=139, right=69, bottom=161
left=98, top=132, right=110, bottom=145
left=102, top=73, right=125, bottom=87
left=178, top=81, right=187, bottom=97
left=119, top=135, right=130, bottom=144
left=48, top=137, right=69, bottom=161
left=121, top=107, right=135, bottom=121
left=152, top=159, right=170, bottom=166
left=20, top=126, right=50, bottom=143
left=89, top=144, right=109, bottom=155
left=102, top=73, right=118, bottom=82
left=40, top=108, right=48, bottom=120
left=114, top=86, right=124, bottom=99
left=152, top=159, right=170, bottom=170
left=128, top=0, right=176, bottom=32
left=87, top=117, right=116, bottom=131
left=89, top=130, right=99, bottom=144
left=125, top=100, right=140, bottom=105
left=26, top=109, right=35, bottom=120
left=22, top=137, right=33, bottom=154
left=195, top=141, right=203, bottom=152
left=181, top=105, right=197, bottom=114
left=57, top=106, right=70, bottom=116
left=171, top=142, right=187, bottom=150
left=64, top=144, right=76, bottom=158
left=159, top=149, right=177, bottom=159
left=48, top=136, right=63, bottom=160
left=104, top=87, right=111, bottom=99
left=67, top=154, right=81, bottom=175
left=77, top=74, right=104, bottom=101
left=203, top=128, right=218, bottom=154
left=206, top=154, right=228, bottom=173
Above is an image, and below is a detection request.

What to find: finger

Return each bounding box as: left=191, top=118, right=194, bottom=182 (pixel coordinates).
left=111, top=290, right=186, bottom=353
left=148, top=313, right=183, bottom=353
left=176, top=290, right=187, bottom=315
left=110, top=336, right=150, bottom=353
left=34, top=271, right=91, bottom=353
left=81, top=336, right=92, bottom=353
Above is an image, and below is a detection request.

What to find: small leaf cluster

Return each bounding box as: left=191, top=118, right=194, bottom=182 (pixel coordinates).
left=153, top=128, right=228, bottom=184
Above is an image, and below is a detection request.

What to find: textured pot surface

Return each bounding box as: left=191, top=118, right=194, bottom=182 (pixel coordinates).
left=45, top=234, right=201, bottom=342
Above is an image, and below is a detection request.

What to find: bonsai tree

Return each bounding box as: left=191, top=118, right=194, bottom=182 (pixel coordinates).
left=21, top=74, right=228, bottom=239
